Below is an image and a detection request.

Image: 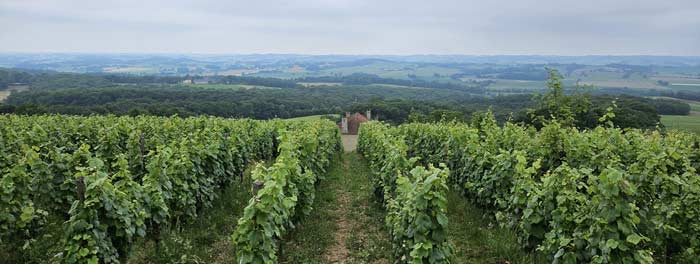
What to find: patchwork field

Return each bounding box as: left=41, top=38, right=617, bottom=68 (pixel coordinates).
left=216, top=69, right=260, bottom=76
left=661, top=114, right=700, bottom=133
left=483, top=79, right=547, bottom=90
left=316, top=62, right=461, bottom=80
left=578, top=79, right=664, bottom=89
left=183, top=83, right=280, bottom=90
left=102, top=66, right=157, bottom=74
left=88, top=60, right=696, bottom=96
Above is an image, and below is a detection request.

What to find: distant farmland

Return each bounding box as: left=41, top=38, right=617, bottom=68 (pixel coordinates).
left=662, top=114, right=700, bottom=133
left=0, top=85, right=28, bottom=102
left=217, top=69, right=260, bottom=76
left=184, top=83, right=280, bottom=90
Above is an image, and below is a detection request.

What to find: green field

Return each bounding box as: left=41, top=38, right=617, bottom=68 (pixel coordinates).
left=102, top=66, right=158, bottom=74
left=183, top=83, right=279, bottom=90
left=692, top=104, right=700, bottom=112
left=661, top=114, right=700, bottom=133
left=658, top=94, right=700, bottom=133
left=477, top=69, right=674, bottom=92
left=669, top=83, right=700, bottom=91
left=483, top=79, right=547, bottom=91
left=286, top=114, right=340, bottom=121
left=251, top=62, right=460, bottom=81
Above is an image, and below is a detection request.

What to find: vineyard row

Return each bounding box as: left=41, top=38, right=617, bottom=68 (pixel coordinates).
left=360, top=116, right=700, bottom=263
left=358, top=122, right=453, bottom=263
left=0, top=115, right=341, bottom=263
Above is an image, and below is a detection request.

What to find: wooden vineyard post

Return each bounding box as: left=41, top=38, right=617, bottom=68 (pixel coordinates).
left=139, top=132, right=146, bottom=172
left=252, top=180, right=264, bottom=198
left=76, top=176, right=85, bottom=203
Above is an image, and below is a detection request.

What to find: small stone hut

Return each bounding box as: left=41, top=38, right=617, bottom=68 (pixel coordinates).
left=339, top=110, right=371, bottom=134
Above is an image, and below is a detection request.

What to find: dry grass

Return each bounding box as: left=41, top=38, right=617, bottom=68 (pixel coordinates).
left=0, top=90, right=10, bottom=101
left=322, top=186, right=352, bottom=263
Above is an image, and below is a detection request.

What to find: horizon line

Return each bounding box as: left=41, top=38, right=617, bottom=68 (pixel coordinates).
left=1, top=51, right=700, bottom=58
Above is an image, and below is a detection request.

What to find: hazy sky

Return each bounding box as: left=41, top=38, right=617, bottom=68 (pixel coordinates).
left=1, top=0, right=699, bottom=55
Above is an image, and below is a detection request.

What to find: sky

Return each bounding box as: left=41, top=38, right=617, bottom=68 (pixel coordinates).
left=0, top=0, right=699, bottom=55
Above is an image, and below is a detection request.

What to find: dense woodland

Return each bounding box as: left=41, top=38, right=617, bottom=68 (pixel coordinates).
left=0, top=68, right=691, bottom=129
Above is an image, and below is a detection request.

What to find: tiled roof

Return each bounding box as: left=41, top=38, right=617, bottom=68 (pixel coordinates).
left=348, top=113, right=368, bottom=122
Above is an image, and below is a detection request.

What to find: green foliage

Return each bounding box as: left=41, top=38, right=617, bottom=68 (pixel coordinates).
left=0, top=114, right=341, bottom=263
left=525, top=69, right=592, bottom=128
left=427, top=110, right=465, bottom=123
left=0, top=66, right=665, bottom=129
left=358, top=122, right=453, bottom=263
left=63, top=154, right=146, bottom=264
left=650, top=98, right=691, bottom=115
left=394, top=118, right=700, bottom=263
left=388, top=165, right=452, bottom=263
left=514, top=69, right=663, bottom=130
left=230, top=121, right=341, bottom=264
left=358, top=122, right=411, bottom=201
left=591, top=95, right=661, bottom=129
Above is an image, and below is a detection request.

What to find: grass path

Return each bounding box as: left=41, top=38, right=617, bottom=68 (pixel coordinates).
left=447, top=190, right=545, bottom=263
left=125, top=138, right=541, bottom=263
left=128, top=168, right=256, bottom=263
left=281, top=147, right=543, bottom=263
left=280, top=153, right=391, bottom=263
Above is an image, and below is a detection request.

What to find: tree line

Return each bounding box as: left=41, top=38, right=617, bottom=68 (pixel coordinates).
left=0, top=68, right=691, bottom=130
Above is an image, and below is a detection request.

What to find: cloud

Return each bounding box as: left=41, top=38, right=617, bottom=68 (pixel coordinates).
left=0, top=0, right=698, bottom=55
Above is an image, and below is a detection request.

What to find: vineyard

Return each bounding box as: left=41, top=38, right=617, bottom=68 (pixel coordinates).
left=0, top=115, right=341, bottom=263
left=359, top=117, right=700, bottom=263
left=3, top=113, right=700, bottom=264
left=358, top=122, right=452, bottom=263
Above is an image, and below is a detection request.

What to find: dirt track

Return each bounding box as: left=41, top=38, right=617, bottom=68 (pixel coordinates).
left=341, top=134, right=357, bottom=152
